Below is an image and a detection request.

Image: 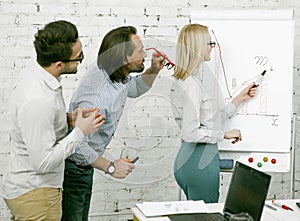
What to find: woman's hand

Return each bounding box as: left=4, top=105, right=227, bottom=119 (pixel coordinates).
left=224, top=129, right=242, bottom=144
left=232, top=82, right=258, bottom=107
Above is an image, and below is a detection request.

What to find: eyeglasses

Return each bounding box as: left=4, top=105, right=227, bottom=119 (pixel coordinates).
left=207, top=41, right=216, bottom=48
left=146, top=47, right=175, bottom=70
left=60, top=51, right=84, bottom=64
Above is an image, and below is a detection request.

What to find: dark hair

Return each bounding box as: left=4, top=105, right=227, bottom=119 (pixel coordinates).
left=97, top=26, right=137, bottom=82
left=34, top=20, right=79, bottom=67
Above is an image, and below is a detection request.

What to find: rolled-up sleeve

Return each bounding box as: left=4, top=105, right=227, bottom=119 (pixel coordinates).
left=224, top=102, right=237, bottom=119
left=127, top=75, right=150, bottom=98
left=69, top=132, right=104, bottom=166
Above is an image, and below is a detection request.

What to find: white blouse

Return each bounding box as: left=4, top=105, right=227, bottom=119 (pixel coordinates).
left=170, top=69, right=237, bottom=144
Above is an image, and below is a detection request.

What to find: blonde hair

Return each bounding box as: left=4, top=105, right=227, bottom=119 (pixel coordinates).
left=173, top=24, right=210, bottom=80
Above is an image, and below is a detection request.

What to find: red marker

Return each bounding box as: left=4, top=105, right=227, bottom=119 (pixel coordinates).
left=272, top=199, right=293, bottom=211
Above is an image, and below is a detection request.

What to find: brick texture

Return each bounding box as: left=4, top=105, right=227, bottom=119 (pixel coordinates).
left=0, top=1, right=299, bottom=220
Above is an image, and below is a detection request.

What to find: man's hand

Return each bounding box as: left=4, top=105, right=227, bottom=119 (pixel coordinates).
left=74, top=107, right=105, bottom=136
left=149, top=52, right=165, bottom=73
left=141, top=53, right=164, bottom=86
left=111, top=158, right=135, bottom=179
left=67, top=107, right=104, bottom=127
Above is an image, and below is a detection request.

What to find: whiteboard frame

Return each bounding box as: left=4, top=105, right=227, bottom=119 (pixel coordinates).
left=191, top=9, right=294, bottom=20
left=191, top=9, right=295, bottom=181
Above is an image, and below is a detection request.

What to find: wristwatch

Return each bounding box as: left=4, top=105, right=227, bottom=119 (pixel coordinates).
left=105, top=161, right=115, bottom=175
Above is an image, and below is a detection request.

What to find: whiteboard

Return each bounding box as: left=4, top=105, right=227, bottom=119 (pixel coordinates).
left=191, top=10, right=294, bottom=153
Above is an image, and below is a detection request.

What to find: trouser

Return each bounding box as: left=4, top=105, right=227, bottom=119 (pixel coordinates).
left=61, top=159, right=94, bottom=221
left=4, top=187, right=62, bottom=221
left=174, top=142, right=220, bottom=203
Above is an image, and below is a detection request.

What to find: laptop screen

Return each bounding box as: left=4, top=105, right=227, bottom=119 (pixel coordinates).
left=223, top=161, right=271, bottom=221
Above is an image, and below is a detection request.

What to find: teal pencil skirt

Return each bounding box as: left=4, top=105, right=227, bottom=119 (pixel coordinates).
left=174, top=141, right=220, bottom=203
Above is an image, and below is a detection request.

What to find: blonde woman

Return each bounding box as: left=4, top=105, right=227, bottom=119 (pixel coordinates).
left=171, top=24, right=257, bottom=203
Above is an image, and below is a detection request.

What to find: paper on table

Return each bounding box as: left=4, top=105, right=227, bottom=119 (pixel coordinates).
left=135, top=200, right=208, bottom=217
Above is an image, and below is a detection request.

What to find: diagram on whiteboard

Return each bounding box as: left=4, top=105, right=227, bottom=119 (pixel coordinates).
left=194, top=19, right=294, bottom=153
left=223, top=56, right=276, bottom=119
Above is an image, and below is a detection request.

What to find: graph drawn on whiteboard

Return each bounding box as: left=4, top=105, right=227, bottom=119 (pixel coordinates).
left=192, top=11, right=294, bottom=153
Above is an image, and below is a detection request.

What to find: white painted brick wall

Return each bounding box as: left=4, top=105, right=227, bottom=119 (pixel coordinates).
left=0, top=1, right=299, bottom=220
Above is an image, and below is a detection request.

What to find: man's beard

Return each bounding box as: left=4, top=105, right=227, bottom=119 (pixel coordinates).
left=61, top=68, right=78, bottom=75
left=134, top=63, right=145, bottom=73
left=130, top=60, right=145, bottom=73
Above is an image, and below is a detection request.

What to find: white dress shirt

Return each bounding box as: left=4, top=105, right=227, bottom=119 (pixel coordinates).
left=2, top=63, right=84, bottom=199
left=170, top=69, right=237, bottom=144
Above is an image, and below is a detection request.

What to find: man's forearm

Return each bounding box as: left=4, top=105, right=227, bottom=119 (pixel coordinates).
left=91, top=156, right=110, bottom=172
left=141, top=67, right=159, bottom=86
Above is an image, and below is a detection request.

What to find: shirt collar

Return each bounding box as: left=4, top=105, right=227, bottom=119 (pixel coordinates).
left=36, top=64, right=62, bottom=91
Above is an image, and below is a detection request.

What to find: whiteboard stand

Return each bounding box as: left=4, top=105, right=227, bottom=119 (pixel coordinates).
left=178, top=186, right=181, bottom=201
left=290, top=113, right=297, bottom=199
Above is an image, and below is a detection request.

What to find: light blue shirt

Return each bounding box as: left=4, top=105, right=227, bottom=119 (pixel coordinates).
left=68, top=64, right=150, bottom=166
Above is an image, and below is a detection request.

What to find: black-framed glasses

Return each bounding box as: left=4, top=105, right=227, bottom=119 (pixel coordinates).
left=60, top=51, right=84, bottom=64
left=207, top=41, right=216, bottom=48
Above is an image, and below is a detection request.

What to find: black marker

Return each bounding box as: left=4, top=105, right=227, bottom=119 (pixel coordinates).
left=252, top=70, right=267, bottom=88
left=264, top=203, right=277, bottom=211
left=131, top=156, right=139, bottom=164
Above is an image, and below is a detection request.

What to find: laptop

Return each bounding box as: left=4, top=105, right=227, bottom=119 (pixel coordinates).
left=169, top=161, right=271, bottom=221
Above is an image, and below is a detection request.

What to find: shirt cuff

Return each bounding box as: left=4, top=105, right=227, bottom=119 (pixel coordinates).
left=59, top=127, right=84, bottom=158
left=225, top=102, right=237, bottom=119
left=85, top=151, right=99, bottom=166
left=70, top=127, right=85, bottom=143
left=136, top=74, right=151, bottom=91
left=211, top=130, right=225, bottom=142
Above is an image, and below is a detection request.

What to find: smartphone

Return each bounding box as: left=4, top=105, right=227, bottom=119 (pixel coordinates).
left=296, top=202, right=300, bottom=208
left=131, top=156, right=139, bottom=164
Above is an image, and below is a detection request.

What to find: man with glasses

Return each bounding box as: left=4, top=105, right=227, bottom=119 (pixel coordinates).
left=2, top=20, right=104, bottom=221
left=61, top=26, right=165, bottom=221
left=60, top=51, right=84, bottom=64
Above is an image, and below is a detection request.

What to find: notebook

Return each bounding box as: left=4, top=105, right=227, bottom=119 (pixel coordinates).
left=169, top=161, right=271, bottom=221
